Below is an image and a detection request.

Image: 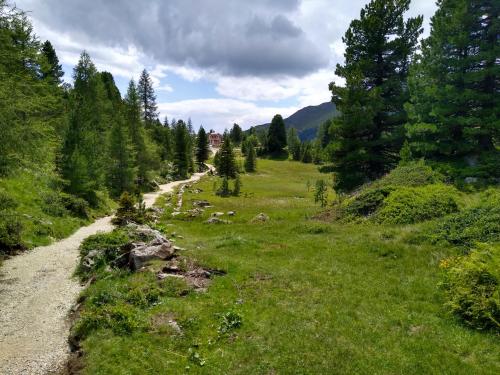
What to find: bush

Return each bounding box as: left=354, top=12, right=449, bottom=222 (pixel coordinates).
left=60, top=193, right=90, bottom=218
left=41, top=191, right=68, bottom=217
left=374, top=161, right=445, bottom=188
left=0, top=214, right=24, bottom=252
left=425, top=189, right=500, bottom=248
left=112, top=192, right=146, bottom=225
left=440, top=244, right=500, bottom=331
left=343, top=186, right=394, bottom=217
left=0, top=190, right=18, bottom=211
left=375, top=184, right=459, bottom=224
left=77, top=230, right=131, bottom=278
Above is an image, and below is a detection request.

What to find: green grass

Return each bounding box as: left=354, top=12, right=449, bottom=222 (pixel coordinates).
left=78, top=159, right=499, bottom=374
left=0, top=171, right=113, bottom=250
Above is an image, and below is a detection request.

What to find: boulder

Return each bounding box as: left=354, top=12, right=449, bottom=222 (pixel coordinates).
left=227, top=211, right=236, bottom=216
left=212, top=212, right=224, bottom=217
left=129, top=241, right=177, bottom=270
left=252, top=213, right=269, bottom=223
left=206, top=217, right=230, bottom=224
left=193, top=200, right=211, bottom=208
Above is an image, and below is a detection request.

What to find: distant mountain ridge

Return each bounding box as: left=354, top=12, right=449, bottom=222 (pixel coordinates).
left=251, top=102, right=338, bottom=141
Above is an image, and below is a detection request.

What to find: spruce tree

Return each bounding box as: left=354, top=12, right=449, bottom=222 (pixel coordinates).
left=216, top=133, right=237, bottom=178
left=137, top=69, right=158, bottom=125
left=125, top=79, right=152, bottom=187
left=328, top=0, right=423, bottom=192
left=172, top=120, right=191, bottom=178
left=405, top=0, right=499, bottom=177
left=244, top=142, right=257, bottom=172
left=267, top=114, right=287, bottom=154
left=41, top=40, right=64, bottom=85
left=195, top=126, right=210, bottom=169
left=287, top=128, right=302, bottom=161
left=230, top=123, right=243, bottom=145
left=62, top=52, right=108, bottom=202
left=107, top=117, right=136, bottom=197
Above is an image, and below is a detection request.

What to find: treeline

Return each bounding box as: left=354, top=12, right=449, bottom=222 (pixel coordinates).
left=0, top=1, right=206, bottom=197
left=245, top=0, right=499, bottom=192
left=322, top=0, right=499, bottom=192
left=0, top=1, right=208, bottom=251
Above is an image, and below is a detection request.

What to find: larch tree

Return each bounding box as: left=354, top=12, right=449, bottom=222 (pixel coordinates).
left=216, top=132, right=237, bottom=178
left=328, top=0, right=423, bottom=192
left=405, top=0, right=499, bottom=178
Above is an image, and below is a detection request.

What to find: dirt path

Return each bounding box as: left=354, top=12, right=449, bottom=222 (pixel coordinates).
left=0, top=171, right=208, bottom=375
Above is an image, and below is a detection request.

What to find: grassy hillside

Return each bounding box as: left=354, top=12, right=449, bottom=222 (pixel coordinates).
left=252, top=102, right=338, bottom=141
left=72, top=159, right=499, bottom=374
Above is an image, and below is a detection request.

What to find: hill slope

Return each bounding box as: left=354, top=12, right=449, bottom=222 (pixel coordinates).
left=251, top=102, right=338, bottom=141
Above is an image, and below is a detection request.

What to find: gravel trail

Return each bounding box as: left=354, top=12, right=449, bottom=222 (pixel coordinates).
left=0, top=171, right=207, bottom=375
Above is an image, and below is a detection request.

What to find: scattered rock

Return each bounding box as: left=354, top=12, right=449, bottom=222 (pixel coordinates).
left=187, top=208, right=204, bottom=217
left=130, top=241, right=177, bottom=270
left=157, top=273, right=184, bottom=280
left=206, top=217, right=231, bottom=224
left=190, top=188, right=203, bottom=194
left=251, top=213, right=269, bottom=223
left=212, top=212, right=224, bottom=217
left=193, top=200, right=211, bottom=208
left=227, top=211, right=236, bottom=216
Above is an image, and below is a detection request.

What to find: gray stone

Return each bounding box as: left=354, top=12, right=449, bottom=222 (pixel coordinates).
left=206, top=217, right=230, bottom=224
left=212, top=212, right=224, bottom=217
left=251, top=213, right=269, bottom=222
left=129, top=241, right=176, bottom=270
left=227, top=211, right=236, bottom=216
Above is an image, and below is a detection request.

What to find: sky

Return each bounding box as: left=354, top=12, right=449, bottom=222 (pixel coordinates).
left=17, top=0, right=437, bottom=132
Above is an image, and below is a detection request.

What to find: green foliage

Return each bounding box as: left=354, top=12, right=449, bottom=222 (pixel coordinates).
left=229, top=123, right=243, bottom=145
left=216, top=133, right=237, bottom=178
left=195, top=126, right=210, bottom=168
left=287, top=128, right=301, bottom=161
left=0, top=214, right=24, bottom=252
left=217, top=311, right=243, bottom=336
left=216, top=177, right=231, bottom=197
left=172, top=120, right=192, bottom=179
left=244, top=142, right=257, bottom=173
left=314, top=179, right=328, bottom=207
left=344, top=186, right=394, bottom=217
left=375, top=184, right=459, bottom=224
left=266, top=114, right=287, bottom=155
left=327, top=0, right=423, bottom=192
left=372, top=161, right=445, bottom=188
left=405, top=0, right=499, bottom=178
left=137, top=69, right=158, bottom=124
left=440, top=244, right=500, bottom=331
left=300, top=142, right=313, bottom=163
left=233, top=174, right=241, bottom=197
left=425, top=190, right=500, bottom=249
left=112, top=192, right=146, bottom=226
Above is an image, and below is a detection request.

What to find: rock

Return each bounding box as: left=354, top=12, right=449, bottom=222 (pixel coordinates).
left=173, top=246, right=185, bottom=252
left=157, top=273, right=184, bottom=280
left=464, top=177, right=478, bottom=184
left=187, top=208, right=204, bottom=217
left=251, top=213, right=269, bottom=223
left=81, top=249, right=101, bottom=272
left=129, top=241, right=177, bottom=270
left=212, top=212, right=224, bottom=217
left=227, top=211, right=236, bottom=216
left=206, top=217, right=230, bottom=224
left=193, top=200, right=211, bottom=208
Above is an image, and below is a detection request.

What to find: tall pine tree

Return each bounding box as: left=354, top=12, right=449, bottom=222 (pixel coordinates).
left=172, top=120, right=191, bottom=179
left=216, top=132, right=237, bottom=178
left=137, top=69, right=158, bottom=125
left=267, top=114, right=287, bottom=155
left=405, top=0, right=499, bottom=177
left=41, top=40, right=64, bottom=85
left=195, top=126, right=210, bottom=169
left=328, top=0, right=422, bottom=192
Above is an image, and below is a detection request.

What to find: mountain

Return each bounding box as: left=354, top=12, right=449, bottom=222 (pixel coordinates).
left=250, top=102, right=338, bottom=141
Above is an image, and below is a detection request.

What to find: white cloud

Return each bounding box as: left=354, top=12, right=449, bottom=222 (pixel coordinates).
left=158, top=99, right=298, bottom=132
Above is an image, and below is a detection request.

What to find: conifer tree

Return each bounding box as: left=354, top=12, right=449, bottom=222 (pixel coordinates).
left=107, top=117, right=136, bottom=197
left=405, top=0, right=499, bottom=177
left=137, top=69, right=158, bottom=124
left=216, top=133, right=237, bottom=178
left=244, top=142, right=257, bottom=172
left=195, top=126, right=210, bottom=169
left=267, top=114, right=287, bottom=154
left=125, top=79, right=151, bottom=187
left=41, top=40, right=64, bottom=85
left=287, top=128, right=302, bottom=161
left=172, top=120, right=191, bottom=178
left=230, top=123, right=243, bottom=145
left=328, top=0, right=423, bottom=192
left=62, top=51, right=108, bottom=202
